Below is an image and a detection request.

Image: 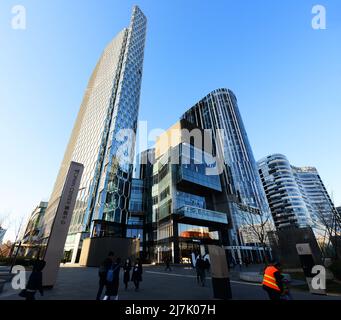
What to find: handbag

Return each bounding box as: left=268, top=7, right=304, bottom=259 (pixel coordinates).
left=106, top=264, right=120, bottom=282
left=106, top=268, right=114, bottom=282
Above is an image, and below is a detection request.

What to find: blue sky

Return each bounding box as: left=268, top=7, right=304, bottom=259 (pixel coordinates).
left=0, top=0, right=340, bottom=241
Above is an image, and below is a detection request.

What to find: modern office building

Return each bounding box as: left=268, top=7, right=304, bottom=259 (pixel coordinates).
left=133, top=89, right=272, bottom=263
left=20, top=201, right=48, bottom=258
left=140, top=119, right=230, bottom=263
left=258, top=154, right=336, bottom=236
left=181, top=88, right=272, bottom=262
left=40, top=6, right=147, bottom=263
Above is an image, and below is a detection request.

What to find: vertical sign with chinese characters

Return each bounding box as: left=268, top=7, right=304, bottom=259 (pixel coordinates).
left=42, top=162, right=84, bottom=287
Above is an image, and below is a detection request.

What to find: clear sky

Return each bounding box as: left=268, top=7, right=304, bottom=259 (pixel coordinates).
left=0, top=0, right=340, bottom=241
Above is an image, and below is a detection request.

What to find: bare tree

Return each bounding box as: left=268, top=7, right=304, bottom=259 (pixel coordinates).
left=6, top=214, right=26, bottom=258
left=240, top=207, right=273, bottom=263
left=14, top=215, right=25, bottom=242
left=314, top=204, right=340, bottom=261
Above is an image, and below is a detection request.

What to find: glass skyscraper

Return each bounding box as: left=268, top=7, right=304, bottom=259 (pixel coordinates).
left=181, top=88, right=271, bottom=261
left=41, top=6, right=147, bottom=263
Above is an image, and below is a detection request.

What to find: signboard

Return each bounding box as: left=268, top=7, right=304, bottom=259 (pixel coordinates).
left=296, top=243, right=326, bottom=295
left=208, top=245, right=232, bottom=299
left=42, top=162, right=84, bottom=287
left=208, top=245, right=229, bottom=279
left=296, top=243, right=312, bottom=255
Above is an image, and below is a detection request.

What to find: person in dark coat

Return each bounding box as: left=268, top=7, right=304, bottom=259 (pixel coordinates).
left=195, top=255, right=202, bottom=284
left=195, top=255, right=206, bottom=286
left=164, top=256, right=172, bottom=271
left=203, top=254, right=210, bottom=272
left=24, top=259, right=46, bottom=300
left=131, top=258, right=143, bottom=291
left=103, top=257, right=121, bottom=300
left=96, top=251, right=114, bottom=300
left=123, top=258, right=132, bottom=290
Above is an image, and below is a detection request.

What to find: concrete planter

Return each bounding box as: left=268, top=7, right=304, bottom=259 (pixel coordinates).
left=239, top=272, right=263, bottom=283
left=239, top=272, right=291, bottom=283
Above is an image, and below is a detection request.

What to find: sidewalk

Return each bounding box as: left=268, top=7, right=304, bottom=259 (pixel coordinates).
left=1, top=264, right=340, bottom=300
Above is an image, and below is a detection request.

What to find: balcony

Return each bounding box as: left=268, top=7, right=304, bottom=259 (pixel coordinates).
left=176, top=205, right=228, bottom=224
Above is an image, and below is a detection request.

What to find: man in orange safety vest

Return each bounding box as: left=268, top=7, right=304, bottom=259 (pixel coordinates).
left=262, top=261, right=284, bottom=300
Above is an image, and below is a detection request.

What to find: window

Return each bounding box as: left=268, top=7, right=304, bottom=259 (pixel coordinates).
left=152, top=196, right=158, bottom=205
left=160, top=187, right=170, bottom=201
left=152, top=174, right=159, bottom=185
left=159, top=164, right=169, bottom=181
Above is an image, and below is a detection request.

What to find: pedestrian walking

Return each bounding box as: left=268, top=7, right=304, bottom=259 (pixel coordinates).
left=262, top=261, right=284, bottom=300
left=195, top=255, right=206, bottom=287
left=131, top=258, right=143, bottom=291
left=19, top=259, right=46, bottom=300
left=123, top=258, right=132, bottom=290
left=103, top=257, right=121, bottom=300
left=96, top=251, right=114, bottom=300
left=195, top=255, right=201, bottom=284
left=203, top=254, right=210, bottom=273
left=164, top=256, right=172, bottom=271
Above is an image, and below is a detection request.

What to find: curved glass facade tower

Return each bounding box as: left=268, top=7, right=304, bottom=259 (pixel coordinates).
left=258, top=154, right=311, bottom=229
left=258, top=154, right=336, bottom=234
left=181, top=88, right=271, bottom=259
left=293, top=166, right=336, bottom=229
left=41, top=6, right=147, bottom=263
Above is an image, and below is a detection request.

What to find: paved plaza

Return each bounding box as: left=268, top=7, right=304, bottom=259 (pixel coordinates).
left=1, top=265, right=340, bottom=300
